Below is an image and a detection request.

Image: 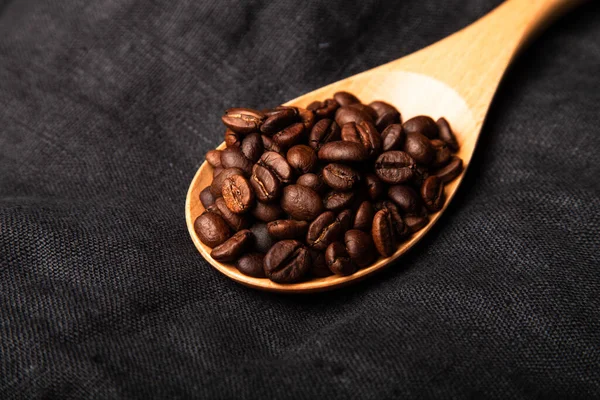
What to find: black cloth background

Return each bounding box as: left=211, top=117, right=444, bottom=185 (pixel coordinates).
left=1, top=0, right=599, bottom=398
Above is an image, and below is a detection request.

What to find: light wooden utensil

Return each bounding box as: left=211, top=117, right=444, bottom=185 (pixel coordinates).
left=186, top=0, right=583, bottom=293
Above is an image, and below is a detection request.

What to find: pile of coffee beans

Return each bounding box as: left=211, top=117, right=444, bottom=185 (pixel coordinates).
left=194, top=91, right=463, bottom=283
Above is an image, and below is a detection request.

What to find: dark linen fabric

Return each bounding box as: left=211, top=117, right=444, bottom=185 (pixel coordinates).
left=1, top=0, right=599, bottom=398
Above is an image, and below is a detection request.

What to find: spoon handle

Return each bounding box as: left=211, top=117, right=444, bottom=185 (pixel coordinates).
left=393, top=0, right=586, bottom=128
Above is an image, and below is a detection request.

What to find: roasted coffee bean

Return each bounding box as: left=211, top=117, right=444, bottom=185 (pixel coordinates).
left=341, top=121, right=381, bottom=158
left=211, top=229, right=253, bottom=262
left=236, top=253, right=266, bottom=278
left=335, top=106, right=373, bottom=126
left=403, top=132, right=434, bottom=165
left=298, top=108, right=316, bottom=131
left=436, top=117, right=459, bottom=151
left=323, top=190, right=355, bottom=212
left=222, top=175, right=254, bottom=214
left=200, top=187, right=216, bottom=208
left=306, top=211, right=342, bottom=250
left=374, top=151, right=415, bottom=184
left=404, top=214, right=429, bottom=233
left=213, top=167, right=223, bottom=178
left=322, top=163, right=360, bottom=191
left=411, top=165, right=430, bottom=187
left=381, top=124, right=405, bottom=151
left=318, top=141, right=368, bottom=163
left=252, top=201, right=283, bottom=222
left=344, top=229, right=376, bottom=268
left=222, top=107, right=265, bottom=134
left=364, top=173, right=384, bottom=201
left=205, top=150, right=222, bottom=168
left=210, top=167, right=244, bottom=196
left=434, top=156, right=463, bottom=183
left=261, top=134, right=282, bottom=154
left=250, top=222, right=273, bottom=253
left=336, top=209, right=354, bottom=233
left=250, top=164, right=281, bottom=203
left=272, top=122, right=304, bottom=149
left=380, top=201, right=409, bottom=239
left=325, top=242, right=357, bottom=276
left=264, top=106, right=296, bottom=117
left=194, top=212, right=231, bottom=248
left=307, top=99, right=339, bottom=119
left=225, top=129, right=242, bottom=148
left=421, top=176, right=445, bottom=212
left=281, top=185, right=323, bottom=221
left=308, top=249, right=332, bottom=277
left=353, top=201, right=374, bottom=231
left=240, top=132, right=264, bottom=163
left=296, top=173, right=326, bottom=194
left=333, top=91, right=360, bottom=106
left=430, top=139, right=451, bottom=168
left=220, top=147, right=253, bottom=175
left=257, top=151, right=293, bottom=183
left=387, top=185, right=423, bottom=215
left=348, top=103, right=378, bottom=121
left=287, top=145, right=317, bottom=174
left=264, top=240, right=310, bottom=283
left=261, top=108, right=298, bottom=134
left=369, top=101, right=401, bottom=131
left=267, top=220, right=309, bottom=240
left=371, top=209, right=396, bottom=257
left=214, top=197, right=251, bottom=231
left=309, top=119, right=340, bottom=150
left=403, top=115, right=439, bottom=139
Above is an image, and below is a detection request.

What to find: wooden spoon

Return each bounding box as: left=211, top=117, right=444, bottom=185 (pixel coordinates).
left=186, top=0, right=583, bottom=293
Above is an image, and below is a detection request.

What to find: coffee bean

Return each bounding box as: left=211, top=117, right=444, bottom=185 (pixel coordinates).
left=318, top=141, right=368, bottom=163
left=323, top=190, right=355, bottom=212
left=222, top=107, right=265, bottom=134
left=369, top=101, right=401, bottom=131
left=240, top=132, right=264, bottom=163
left=387, top=185, right=423, bottom=215
left=430, top=139, right=451, bottom=168
left=251, top=201, right=283, bottom=222
left=371, top=209, right=396, bottom=257
left=220, top=147, right=253, bottom=175
left=341, top=121, right=381, bottom=158
left=374, top=151, right=415, bottom=184
left=272, top=122, right=305, bottom=149
left=200, top=187, right=216, bottom=209
left=421, top=176, right=445, bottom=212
left=210, top=167, right=244, bottom=196
left=308, top=249, right=332, bottom=277
left=322, top=163, right=360, bottom=191
left=325, top=242, right=357, bottom=276
left=213, top=167, right=223, bottom=178
left=348, top=103, right=378, bottom=121
left=257, top=151, right=293, bottom=183
left=353, top=201, right=374, bottom=231
left=307, top=98, right=339, bottom=119
left=333, top=91, right=360, bottom=106
left=364, top=173, right=384, bottom=201
left=298, top=108, right=316, bottom=131
left=267, top=219, right=309, bottom=240
left=404, top=214, right=429, bottom=233
left=236, top=253, right=266, bottom=278
left=381, top=124, right=405, bottom=151
left=205, top=150, right=222, bottom=168
left=436, top=117, right=459, bottom=151
left=261, top=108, right=298, bottom=134
left=379, top=201, right=409, bottom=240
left=306, top=211, right=342, bottom=250
left=309, top=119, right=340, bottom=150
left=250, top=164, right=281, bottom=203
left=222, top=175, right=254, bottom=214
left=336, top=209, right=354, bottom=233
left=403, top=132, right=434, bottom=165
left=194, top=212, right=231, bottom=248
left=261, top=134, right=282, bottom=154
left=250, top=222, right=273, bottom=253
left=344, top=229, right=376, bottom=268
left=287, top=145, right=317, bottom=174
left=264, top=240, right=310, bottom=283
left=214, top=197, right=251, bottom=232
left=335, top=106, right=373, bottom=126
left=211, top=229, right=253, bottom=262
left=225, top=129, right=242, bottom=148
left=264, top=105, right=296, bottom=117
left=434, top=156, right=463, bottom=183
left=411, top=165, right=430, bottom=187
left=281, top=185, right=323, bottom=221
left=403, top=115, right=439, bottom=139
left=296, top=173, right=326, bottom=194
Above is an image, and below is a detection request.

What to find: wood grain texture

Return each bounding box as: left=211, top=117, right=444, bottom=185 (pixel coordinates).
left=185, top=0, right=582, bottom=293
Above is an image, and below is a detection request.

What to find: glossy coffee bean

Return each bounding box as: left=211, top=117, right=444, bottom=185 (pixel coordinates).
left=261, top=134, right=282, bottom=154
left=333, top=91, right=360, bottom=106
left=264, top=240, right=310, bottom=283
left=250, top=222, right=273, bottom=253
left=267, top=219, right=309, bottom=240
left=225, top=129, right=242, bottom=148
left=335, top=106, right=373, bottom=127
left=322, top=163, right=360, bottom=191
left=306, top=211, right=342, bottom=250
left=222, top=175, right=254, bottom=214
left=214, top=197, right=251, bottom=232
left=353, top=201, right=374, bottom=231
left=372, top=209, right=396, bottom=257
left=323, top=190, right=355, bottom=212
left=369, top=101, right=401, bottom=131
left=403, top=115, right=439, bottom=139
left=194, top=212, right=231, bottom=248
left=211, top=229, right=253, bottom=262
left=308, top=249, right=332, bottom=277
left=421, top=176, right=445, bottom=212
left=251, top=201, right=283, bottom=222
left=404, top=214, right=429, bottom=233
left=336, top=209, right=354, bottom=233
left=344, top=229, right=376, bottom=268
left=434, top=156, right=463, bottom=183
left=222, top=107, right=265, bottom=134
left=200, top=187, right=216, bottom=208
left=403, top=132, right=434, bottom=165
left=296, top=173, right=326, bottom=194
left=250, top=164, right=281, bottom=203
left=257, top=151, right=293, bottom=183
left=325, top=242, right=357, bottom=276
left=436, top=117, right=459, bottom=151
left=213, top=167, right=223, bottom=178
left=318, top=141, right=368, bottom=163
left=307, top=98, right=339, bottom=119
left=287, top=145, right=317, bottom=174
left=387, top=185, right=423, bottom=215
left=411, top=165, right=430, bottom=187
left=220, top=147, right=253, bottom=175
left=364, top=173, right=384, bottom=201
left=309, top=119, right=340, bottom=150
left=430, top=139, right=451, bottom=168
left=341, top=121, right=381, bottom=158
left=379, top=201, right=409, bottom=240
left=298, top=108, right=316, bottom=131
left=210, top=167, right=244, bottom=196
left=348, top=103, right=378, bottom=121
left=240, top=132, right=264, bottom=163
left=381, top=124, right=405, bottom=151
left=261, top=108, right=298, bottom=134
left=281, top=185, right=323, bottom=221
left=205, top=150, right=222, bottom=168
left=374, top=151, right=415, bottom=184
left=272, top=122, right=304, bottom=149
left=236, top=253, right=266, bottom=278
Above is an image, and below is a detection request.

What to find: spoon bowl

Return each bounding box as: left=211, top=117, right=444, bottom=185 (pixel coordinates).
left=185, top=0, right=580, bottom=293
